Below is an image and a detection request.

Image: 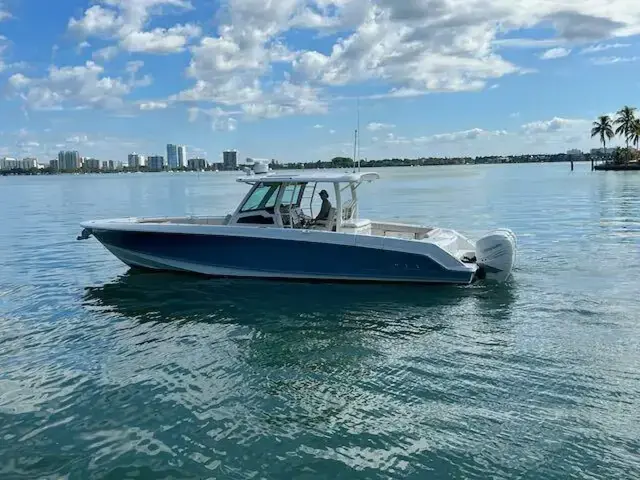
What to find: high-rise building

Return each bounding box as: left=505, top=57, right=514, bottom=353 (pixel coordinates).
left=21, top=158, right=38, bottom=170
left=84, top=158, right=101, bottom=170
left=148, top=156, right=165, bottom=171
left=187, top=158, right=207, bottom=170
left=167, top=144, right=178, bottom=169
left=58, top=151, right=81, bottom=170
left=128, top=153, right=146, bottom=168
left=167, top=144, right=187, bottom=168
left=223, top=150, right=237, bottom=170
left=178, top=146, right=187, bottom=168
left=0, top=157, right=18, bottom=171
left=50, top=159, right=60, bottom=171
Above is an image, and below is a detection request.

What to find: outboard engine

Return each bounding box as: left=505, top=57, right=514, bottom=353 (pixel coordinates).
left=475, top=229, right=516, bottom=282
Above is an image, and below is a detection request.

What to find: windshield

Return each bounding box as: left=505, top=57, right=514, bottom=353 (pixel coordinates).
left=240, top=183, right=281, bottom=212
left=280, top=183, right=305, bottom=207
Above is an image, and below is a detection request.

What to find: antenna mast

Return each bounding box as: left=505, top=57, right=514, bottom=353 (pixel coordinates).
left=353, top=97, right=362, bottom=172
left=357, top=97, right=360, bottom=171
left=353, top=129, right=357, bottom=173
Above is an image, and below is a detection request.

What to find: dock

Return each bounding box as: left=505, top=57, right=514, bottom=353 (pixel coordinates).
left=594, top=163, right=640, bottom=171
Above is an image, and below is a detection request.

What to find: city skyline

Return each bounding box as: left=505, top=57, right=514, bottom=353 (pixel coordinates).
left=2, top=1, right=640, bottom=163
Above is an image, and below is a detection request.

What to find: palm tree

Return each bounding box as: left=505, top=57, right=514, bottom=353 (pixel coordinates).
left=591, top=115, right=615, bottom=150
left=630, top=119, right=640, bottom=150
left=614, top=105, right=637, bottom=161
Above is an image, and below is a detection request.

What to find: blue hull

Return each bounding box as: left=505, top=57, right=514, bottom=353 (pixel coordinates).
left=91, top=229, right=475, bottom=285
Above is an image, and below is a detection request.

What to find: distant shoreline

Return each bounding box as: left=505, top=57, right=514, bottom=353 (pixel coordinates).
left=0, top=156, right=601, bottom=177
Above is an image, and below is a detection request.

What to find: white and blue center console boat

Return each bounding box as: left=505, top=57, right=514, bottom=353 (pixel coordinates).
left=78, top=171, right=516, bottom=285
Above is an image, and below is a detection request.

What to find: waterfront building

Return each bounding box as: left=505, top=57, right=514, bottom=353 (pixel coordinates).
left=166, top=144, right=179, bottom=169
left=128, top=153, right=146, bottom=168
left=58, top=151, right=81, bottom=170
left=178, top=146, right=187, bottom=168
left=223, top=150, right=237, bottom=170
left=148, top=156, right=166, bottom=171
left=167, top=144, right=177, bottom=168
left=84, top=158, right=101, bottom=170
left=0, top=157, right=18, bottom=171
left=20, top=158, right=38, bottom=170
left=187, top=158, right=207, bottom=170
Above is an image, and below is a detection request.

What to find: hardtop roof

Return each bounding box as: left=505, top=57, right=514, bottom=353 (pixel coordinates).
left=236, top=171, right=380, bottom=184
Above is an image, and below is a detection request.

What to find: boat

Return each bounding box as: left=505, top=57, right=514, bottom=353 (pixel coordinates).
left=77, top=171, right=516, bottom=285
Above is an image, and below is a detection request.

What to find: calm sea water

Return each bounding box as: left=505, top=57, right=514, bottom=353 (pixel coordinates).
left=1, top=164, right=639, bottom=479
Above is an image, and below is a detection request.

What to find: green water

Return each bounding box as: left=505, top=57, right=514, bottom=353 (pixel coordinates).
left=1, top=164, right=639, bottom=479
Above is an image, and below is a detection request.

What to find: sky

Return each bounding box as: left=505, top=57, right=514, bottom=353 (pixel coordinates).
left=1, top=0, right=639, bottom=164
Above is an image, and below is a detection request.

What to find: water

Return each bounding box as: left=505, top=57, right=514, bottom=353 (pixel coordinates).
left=1, top=164, right=639, bottom=479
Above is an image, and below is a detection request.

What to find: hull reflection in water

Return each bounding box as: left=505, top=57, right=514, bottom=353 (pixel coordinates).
left=83, top=271, right=518, bottom=329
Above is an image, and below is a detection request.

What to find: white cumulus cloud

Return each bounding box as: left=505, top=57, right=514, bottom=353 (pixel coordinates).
left=367, top=122, right=395, bottom=131
left=7, top=61, right=145, bottom=111
left=68, top=0, right=199, bottom=56
left=540, top=47, right=572, bottom=60
left=522, top=117, right=589, bottom=134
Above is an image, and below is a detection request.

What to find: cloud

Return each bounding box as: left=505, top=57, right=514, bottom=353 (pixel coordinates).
left=521, top=117, right=589, bottom=134
left=240, top=80, right=327, bottom=119
left=374, top=128, right=507, bottom=147
left=7, top=61, right=146, bottom=111
left=126, top=60, right=144, bottom=74
left=69, top=5, right=121, bottom=38
left=415, top=128, right=508, bottom=144
left=214, top=117, right=238, bottom=132
left=138, top=101, right=168, bottom=110
left=293, top=4, right=520, bottom=93
left=68, top=1, right=199, bottom=56
left=0, top=35, right=7, bottom=72
left=65, top=135, right=91, bottom=144
left=32, top=0, right=640, bottom=132
left=119, top=24, right=202, bottom=54
left=0, top=34, right=26, bottom=73
left=383, top=133, right=412, bottom=145
left=187, top=106, right=240, bottom=131
left=313, top=124, right=323, bottom=129
left=540, top=47, right=571, bottom=60
left=17, top=141, right=40, bottom=148
left=0, top=2, right=11, bottom=22
left=590, top=56, right=640, bottom=65
left=580, top=43, right=631, bottom=54
left=77, top=41, right=92, bottom=53
left=493, top=38, right=566, bottom=49
left=367, top=122, right=395, bottom=131
left=92, top=46, right=119, bottom=62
